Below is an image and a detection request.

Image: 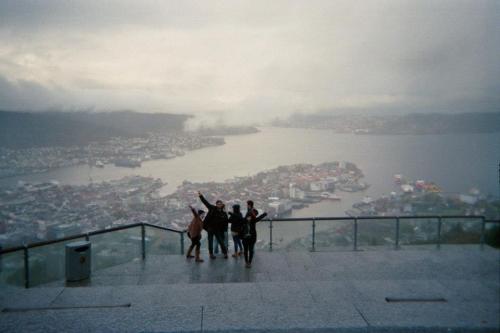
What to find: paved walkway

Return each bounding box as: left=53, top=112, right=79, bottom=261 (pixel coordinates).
left=0, top=246, right=499, bottom=332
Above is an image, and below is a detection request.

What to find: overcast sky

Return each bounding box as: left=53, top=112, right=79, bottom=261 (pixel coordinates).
left=0, top=0, right=498, bottom=124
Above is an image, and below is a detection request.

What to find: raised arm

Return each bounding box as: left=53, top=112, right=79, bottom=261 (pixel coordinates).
left=198, top=192, right=213, bottom=209
left=189, top=205, right=199, bottom=218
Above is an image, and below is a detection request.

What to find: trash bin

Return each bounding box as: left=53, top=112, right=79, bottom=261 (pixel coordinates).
left=65, top=241, right=91, bottom=281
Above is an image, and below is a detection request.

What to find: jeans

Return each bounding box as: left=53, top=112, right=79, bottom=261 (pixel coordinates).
left=242, top=236, right=257, bottom=263
left=214, top=231, right=228, bottom=254
left=232, top=233, right=243, bottom=253
left=207, top=230, right=227, bottom=255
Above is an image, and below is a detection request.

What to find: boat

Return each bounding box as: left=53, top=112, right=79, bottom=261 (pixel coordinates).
left=424, top=183, right=441, bottom=193
left=320, top=192, right=341, bottom=201
left=362, top=196, right=373, bottom=204
left=415, top=180, right=425, bottom=190
left=401, top=184, right=414, bottom=193
left=114, top=158, right=141, bottom=168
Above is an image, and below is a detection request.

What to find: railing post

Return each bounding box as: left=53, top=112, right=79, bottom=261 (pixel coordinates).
left=312, top=218, right=316, bottom=252
left=141, top=224, right=146, bottom=260
left=436, top=216, right=442, bottom=250
left=23, top=245, right=30, bottom=289
left=480, top=217, right=485, bottom=250
left=353, top=218, right=358, bottom=251
left=395, top=217, right=400, bottom=250
left=269, top=219, right=273, bottom=252
left=180, top=232, right=185, bottom=255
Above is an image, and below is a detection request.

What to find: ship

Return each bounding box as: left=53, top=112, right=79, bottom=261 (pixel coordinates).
left=424, top=183, right=441, bottom=193
left=320, top=192, right=341, bottom=201
left=415, top=180, right=425, bottom=190
left=114, top=158, right=142, bottom=168
left=401, top=184, right=414, bottom=193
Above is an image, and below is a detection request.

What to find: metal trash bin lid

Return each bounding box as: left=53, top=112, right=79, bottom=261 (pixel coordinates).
left=65, top=240, right=91, bottom=251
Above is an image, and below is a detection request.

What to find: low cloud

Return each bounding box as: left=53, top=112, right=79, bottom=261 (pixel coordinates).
left=0, top=0, right=498, bottom=123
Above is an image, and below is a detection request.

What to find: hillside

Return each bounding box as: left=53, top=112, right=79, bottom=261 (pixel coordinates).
left=0, top=111, right=189, bottom=148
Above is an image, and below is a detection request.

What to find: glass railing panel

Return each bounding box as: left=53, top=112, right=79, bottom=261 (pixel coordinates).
left=261, top=220, right=313, bottom=251
left=28, top=237, right=86, bottom=287
left=357, top=218, right=395, bottom=250
left=440, top=217, right=482, bottom=245
left=0, top=250, right=25, bottom=288
left=145, top=227, right=182, bottom=255
left=399, top=217, right=438, bottom=249
left=314, top=219, right=354, bottom=251
left=90, top=227, right=142, bottom=271
left=484, top=222, right=500, bottom=248
left=255, top=220, right=271, bottom=251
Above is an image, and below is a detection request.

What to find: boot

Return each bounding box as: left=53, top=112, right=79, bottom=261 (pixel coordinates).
left=195, top=249, right=204, bottom=263
left=186, top=246, right=194, bottom=259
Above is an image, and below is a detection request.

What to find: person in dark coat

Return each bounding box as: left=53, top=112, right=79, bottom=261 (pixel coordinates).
left=242, top=200, right=267, bottom=268
left=228, top=204, right=244, bottom=257
left=198, top=191, right=228, bottom=259
left=214, top=204, right=229, bottom=255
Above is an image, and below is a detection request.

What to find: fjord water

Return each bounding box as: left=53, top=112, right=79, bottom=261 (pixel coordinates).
left=1, top=127, right=499, bottom=213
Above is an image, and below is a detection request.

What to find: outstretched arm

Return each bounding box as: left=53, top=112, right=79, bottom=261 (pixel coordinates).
left=198, top=192, right=213, bottom=209
left=255, top=212, right=268, bottom=223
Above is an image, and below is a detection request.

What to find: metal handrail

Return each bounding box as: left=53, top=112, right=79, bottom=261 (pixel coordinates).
left=1, top=215, right=498, bottom=255
left=260, top=215, right=499, bottom=252
left=0, top=222, right=184, bottom=255
left=0, top=215, right=498, bottom=289
left=262, top=215, right=500, bottom=222
left=0, top=222, right=186, bottom=288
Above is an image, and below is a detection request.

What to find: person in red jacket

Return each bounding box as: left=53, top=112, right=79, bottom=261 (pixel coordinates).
left=186, top=205, right=205, bottom=262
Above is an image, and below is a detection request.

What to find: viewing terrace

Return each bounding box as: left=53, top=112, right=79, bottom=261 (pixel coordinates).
left=0, top=216, right=499, bottom=333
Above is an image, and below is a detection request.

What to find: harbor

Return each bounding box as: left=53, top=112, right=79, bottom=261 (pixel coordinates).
left=0, top=161, right=369, bottom=248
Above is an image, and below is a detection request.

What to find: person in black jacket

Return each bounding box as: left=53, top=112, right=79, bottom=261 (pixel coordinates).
left=198, top=191, right=228, bottom=259
left=214, top=205, right=229, bottom=255
left=228, top=204, right=244, bottom=258
left=242, top=200, right=267, bottom=268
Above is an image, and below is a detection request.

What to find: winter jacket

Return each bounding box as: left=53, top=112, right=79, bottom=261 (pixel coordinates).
left=199, top=194, right=228, bottom=232
left=187, top=207, right=204, bottom=238
left=242, top=210, right=268, bottom=238
left=229, top=211, right=245, bottom=234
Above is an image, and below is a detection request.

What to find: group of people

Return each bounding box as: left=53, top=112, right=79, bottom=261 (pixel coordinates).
left=186, top=192, right=267, bottom=268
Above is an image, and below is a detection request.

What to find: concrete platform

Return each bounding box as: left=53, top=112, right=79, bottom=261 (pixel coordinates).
left=0, top=246, right=499, bottom=332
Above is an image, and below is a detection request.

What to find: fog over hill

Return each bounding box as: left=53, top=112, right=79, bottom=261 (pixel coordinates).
left=1, top=110, right=499, bottom=150
left=0, top=111, right=188, bottom=148
left=275, top=111, right=500, bottom=134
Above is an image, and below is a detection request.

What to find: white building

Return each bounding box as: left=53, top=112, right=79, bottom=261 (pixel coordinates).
left=289, top=183, right=306, bottom=200
left=459, top=194, right=478, bottom=205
